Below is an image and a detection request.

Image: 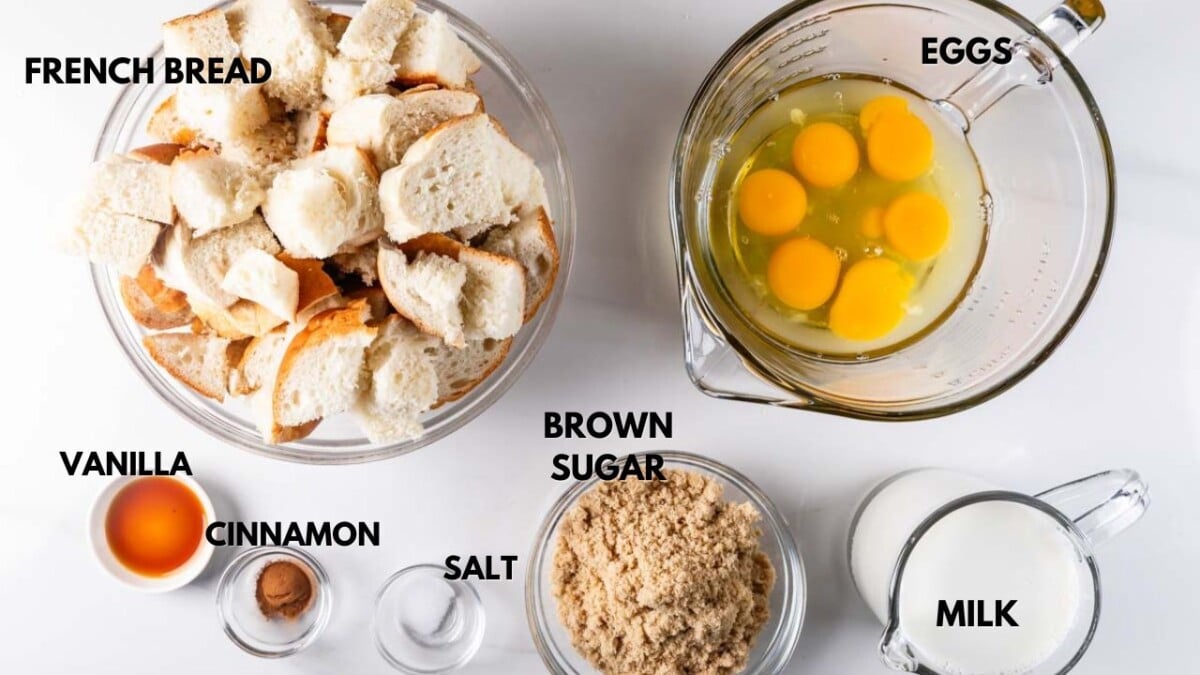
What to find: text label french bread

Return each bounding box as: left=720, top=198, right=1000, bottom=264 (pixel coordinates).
left=25, top=57, right=271, bottom=84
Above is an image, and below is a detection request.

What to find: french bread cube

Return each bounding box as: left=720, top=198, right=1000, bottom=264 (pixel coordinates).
left=220, top=118, right=298, bottom=171
left=170, top=150, right=265, bottom=236
left=230, top=326, right=287, bottom=396
left=64, top=207, right=163, bottom=275
left=326, top=88, right=481, bottom=172
left=391, top=10, right=481, bottom=89
left=377, top=244, right=467, bottom=347
left=379, top=234, right=525, bottom=346
left=263, top=145, right=383, bottom=258
left=82, top=155, right=174, bottom=224
left=354, top=314, right=438, bottom=444
left=143, top=332, right=237, bottom=401
left=321, top=56, right=397, bottom=106
left=174, top=81, right=271, bottom=145
left=379, top=114, right=543, bottom=243
left=432, top=336, right=511, bottom=406
left=146, top=95, right=200, bottom=145
left=162, top=8, right=240, bottom=62
left=221, top=248, right=300, bottom=322
left=154, top=215, right=281, bottom=308
left=338, top=0, right=415, bottom=61
left=231, top=0, right=335, bottom=111
left=273, top=301, right=378, bottom=426
left=120, top=265, right=194, bottom=329
left=480, top=206, right=559, bottom=320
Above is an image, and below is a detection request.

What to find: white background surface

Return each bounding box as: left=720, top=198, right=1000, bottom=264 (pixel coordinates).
left=1, top=0, right=1198, bottom=672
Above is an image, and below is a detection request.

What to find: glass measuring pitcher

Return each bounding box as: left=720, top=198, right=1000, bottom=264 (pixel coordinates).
left=847, top=468, right=1149, bottom=674
left=669, top=0, right=1114, bottom=419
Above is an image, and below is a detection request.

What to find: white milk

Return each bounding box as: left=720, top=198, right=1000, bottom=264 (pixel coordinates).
left=850, top=470, right=1082, bottom=675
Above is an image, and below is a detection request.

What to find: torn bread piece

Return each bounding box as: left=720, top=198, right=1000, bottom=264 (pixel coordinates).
left=220, top=117, right=298, bottom=171
left=273, top=300, right=377, bottom=426
left=146, top=95, right=200, bottom=145
left=480, top=206, right=559, bottom=321
left=321, top=0, right=416, bottom=105
left=231, top=0, right=335, bottom=111
left=354, top=314, right=438, bottom=444
left=170, top=149, right=265, bottom=236
left=174, top=81, right=270, bottom=146
left=230, top=325, right=287, bottom=395
left=64, top=207, right=164, bottom=275
left=221, top=248, right=300, bottom=322
left=263, top=145, right=383, bottom=258
left=432, top=337, right=511, bottom=406
left=191, top=299, right=286, bottom=339
left=154, top=215, right=281, bottom=308
left=162, top=8, right=240, bottom=62
left=378, top=114, right=544, bottom=243
left=337, top=0, right=415, bottom=61
left=321, top=56, right=398, bottom=105
left=391, top=10, right=481, bottom=89
left=143, top=332, right=239, bottom=401
left=326, top=88, right=481, bottom=172
left=380, top=234, right=525, bottom=345
left=377, top=244, right=466, bottom=347
left=81, top=155, right=174, bottom=224
left=120, top=274, right=194, bottom=330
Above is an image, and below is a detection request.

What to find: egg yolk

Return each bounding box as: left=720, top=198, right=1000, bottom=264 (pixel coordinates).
left=867, top=111, right=933, bottom=182
left=792, top=122, right=860, bottom=188
left=829, top=257, right=914, bottom=341
left=737, top=168, right=808, bottom=235
left=884, top=191, right=950, bottom=261
left=860, top=206, right=884, bottom=239
left=860, top=95, right=908, bottom=133
left=767, top=237, right=841, bottom=310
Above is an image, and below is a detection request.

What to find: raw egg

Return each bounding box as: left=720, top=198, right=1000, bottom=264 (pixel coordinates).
left=829, top=257, right=915, bottom=341
left=767, top=237, right=841, bottom=310
left=792, top=122, right=860, bottom=188
left=859, top=95, right=908, bottom=133
left=884, top=192, right=950, bottom=261
left=867, top=110, right=934, bottom=182
left=738, top=168, right=808, bottom=235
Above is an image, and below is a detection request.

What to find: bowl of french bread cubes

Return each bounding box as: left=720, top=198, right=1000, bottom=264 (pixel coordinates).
left=66, top=0, right=573, bottom=462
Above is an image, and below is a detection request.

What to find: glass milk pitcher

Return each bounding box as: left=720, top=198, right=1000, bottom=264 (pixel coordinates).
left=669, top=0, right=1114, bottom=419
left=848, top=468, right=1149, bottom=674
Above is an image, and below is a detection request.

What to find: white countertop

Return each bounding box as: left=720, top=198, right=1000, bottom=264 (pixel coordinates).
left=2, top=0, right=1198, bottom=672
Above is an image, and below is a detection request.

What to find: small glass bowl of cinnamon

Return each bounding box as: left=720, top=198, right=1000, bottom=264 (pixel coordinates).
left=216, top=547, right=332, bottom=658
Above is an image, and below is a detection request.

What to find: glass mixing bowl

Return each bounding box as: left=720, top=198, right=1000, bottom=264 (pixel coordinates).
left=670, top=0, right=1114, bottom=419
left=526, top=451, right=805, bottom=674
left=90, top=0, right=574, bottom=463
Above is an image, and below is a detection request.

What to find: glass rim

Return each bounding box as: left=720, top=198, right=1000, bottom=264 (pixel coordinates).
left=881, top=490, right=1102, bottom=675
left=524, top=450, right=806, bottom=674
left=89, top=0, right=577, bottom=463
left=668, top=0, right=1117, bottom=421
left=373, top=563, right=486, bottom=673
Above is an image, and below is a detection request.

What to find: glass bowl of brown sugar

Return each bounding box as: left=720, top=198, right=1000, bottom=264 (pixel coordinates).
left=526, top=451, right=806, bottom=674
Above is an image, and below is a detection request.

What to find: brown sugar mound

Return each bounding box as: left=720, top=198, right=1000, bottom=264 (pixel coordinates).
left=551, top=470, right=776, bottom=675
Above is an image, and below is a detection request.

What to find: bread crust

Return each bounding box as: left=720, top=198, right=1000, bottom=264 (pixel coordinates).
left=272, top=299, right=376, bottom=424
left=524, top=207, right=559, bottom=321
left=143, top=333, right=230, bottom=401
left=128, top=143, right=186, bottom=165
left=433, top=337, right=512, bottom=408
left=277, top=253, right=340, bottom=314
left=120, top=275, right=194, bottom=329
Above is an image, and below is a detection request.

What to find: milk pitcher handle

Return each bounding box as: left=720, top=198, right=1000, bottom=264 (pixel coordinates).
left=1036, top=469, right=1149, bottom=548
left=941, top=0, right=1106, bottom=126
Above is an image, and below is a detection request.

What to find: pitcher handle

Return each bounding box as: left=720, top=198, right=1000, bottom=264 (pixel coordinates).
left=940, top=0, right=1107, bottom=127
left=1035, top=469, right=1149, bottom=548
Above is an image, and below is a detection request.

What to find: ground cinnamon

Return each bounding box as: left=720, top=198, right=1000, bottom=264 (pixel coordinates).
left=255, top=560, right=314, bottom=620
